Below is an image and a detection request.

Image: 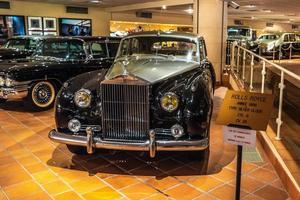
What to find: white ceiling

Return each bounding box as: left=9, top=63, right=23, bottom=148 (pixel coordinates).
left=20, top=0, right=300, bottom=24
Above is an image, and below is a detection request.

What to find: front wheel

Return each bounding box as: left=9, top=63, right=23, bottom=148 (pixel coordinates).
left=28, top=81, right=56, bottom=110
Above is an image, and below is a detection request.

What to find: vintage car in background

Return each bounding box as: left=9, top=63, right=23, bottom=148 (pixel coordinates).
left=49, top=31, right=215, bottom=158
left=0, top=36, right=43, bottom=62
left=227, top=26, right=258, bottom=50
left=259, top=32, right=300, bottom=57
left=0, top=36, right=120, bottom=109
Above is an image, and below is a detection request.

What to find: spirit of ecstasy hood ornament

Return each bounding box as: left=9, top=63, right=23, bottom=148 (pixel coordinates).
left=121, top=57, right=130, bottom=76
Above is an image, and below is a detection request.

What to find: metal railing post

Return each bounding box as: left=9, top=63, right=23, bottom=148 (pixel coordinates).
left=237, top=47, right=240, bottom=73
left=231, top=42, right=235, bottom=69
left=242, top=50, right=246, bottom=81
left=249, top=55, right=254, bottom=91
left=290, top=43, right=292, bottom=60
left=275, top=71, right=285, bottom=140
left=261, top=61, right=266, bottom=94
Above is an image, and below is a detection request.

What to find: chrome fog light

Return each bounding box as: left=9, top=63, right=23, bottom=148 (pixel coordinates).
left=171, top=124, right=184, bottom=138
left=68, top=119, right=81, bottom=133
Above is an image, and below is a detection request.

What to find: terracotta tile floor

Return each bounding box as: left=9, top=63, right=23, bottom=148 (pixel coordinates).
left=0, top=87, right=290, bottom=200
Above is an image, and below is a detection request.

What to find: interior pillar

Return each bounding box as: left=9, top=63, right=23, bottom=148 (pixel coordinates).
left=193, top=0, right=228, bottom=84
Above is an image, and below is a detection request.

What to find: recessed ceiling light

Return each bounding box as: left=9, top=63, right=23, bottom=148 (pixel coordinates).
left=251, top=16, right=256, bottom=20
left=90, top=0, right=101, bottom=3
left=244, top=4, right=256, bottom=8
left=162, top=5, right=167, bottom=10
left=262, top=9, right=272, bottom=13
left=184, top=8, right=193, bottom=14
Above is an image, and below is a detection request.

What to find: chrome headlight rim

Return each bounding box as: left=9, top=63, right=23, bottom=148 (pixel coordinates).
left=74, top=88, right=92, bottom=108
left=5, top=77, right=14, bottom=87
left=160, top=92, right=179, bottom=113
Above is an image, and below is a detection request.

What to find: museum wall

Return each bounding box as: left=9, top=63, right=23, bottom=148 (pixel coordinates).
left=228, top=18, right=298, bottom=36
left=111, top=11, right=193, bottom=26
left=0, top=0, right=111, bottom=35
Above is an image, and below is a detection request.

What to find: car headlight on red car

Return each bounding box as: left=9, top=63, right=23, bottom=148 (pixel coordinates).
left=160, top=92, right=179, bottom=112
left=74, top=89, right=92, bottom=108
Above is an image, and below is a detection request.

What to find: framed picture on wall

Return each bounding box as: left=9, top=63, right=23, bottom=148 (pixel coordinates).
left=43, top=17, right=56, bottom=31
left=28, top=16, right=42, bottom=31
left=43, top=31, right=57, bottom=36
left=28, top=30, right=43, bottom=36
left=58, top=18, right=92, bottom=36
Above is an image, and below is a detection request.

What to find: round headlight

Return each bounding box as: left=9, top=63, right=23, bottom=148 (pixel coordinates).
left=68, top=119, right=81, bottom=133
left=0, top=77, right=4, bottom=86
left=74, top=89, right=92, bottom=108
left=5, top=78, right=14, bottom=87
left=160, top=92, right=179, bottom=112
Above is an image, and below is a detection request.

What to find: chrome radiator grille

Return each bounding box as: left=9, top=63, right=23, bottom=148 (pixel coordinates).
left=101, top=77, right=149, bottom=141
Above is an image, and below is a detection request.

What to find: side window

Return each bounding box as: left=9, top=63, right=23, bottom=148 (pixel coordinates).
left=290, top=34, right=296, bottom=42
left=283, top=35, right=289, bottom=42
left=28, top=39, right=37, bottom=50
left=107, top=42, right=119, bottom=58
left=199, top=40, right=206, bottom=61
left=91, top=42, right=107, bottom=58
left=69, top=41, right=86, bottom=60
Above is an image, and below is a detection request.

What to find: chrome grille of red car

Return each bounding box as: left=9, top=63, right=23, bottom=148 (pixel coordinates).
left=101, top=76, right=149, bottom=141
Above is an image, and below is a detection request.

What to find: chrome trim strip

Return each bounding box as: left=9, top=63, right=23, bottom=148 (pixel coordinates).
left=48, top=130, right=209, bottom=154
left=0, top=87, right=28, bottom=99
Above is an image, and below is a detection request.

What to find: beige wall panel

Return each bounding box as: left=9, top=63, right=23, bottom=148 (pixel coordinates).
left=0, top=0, right=111, bottom=35
left=111, top=12, right=193, bottom=26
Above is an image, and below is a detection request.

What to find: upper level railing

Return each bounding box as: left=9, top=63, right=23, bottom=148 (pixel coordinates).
left=228, top=41, right=300, bottom=140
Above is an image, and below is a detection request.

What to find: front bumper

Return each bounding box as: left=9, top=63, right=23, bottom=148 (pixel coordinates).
left=48, top=128, right=209, bottom=158
left=0, top=87, right=28, bottom=100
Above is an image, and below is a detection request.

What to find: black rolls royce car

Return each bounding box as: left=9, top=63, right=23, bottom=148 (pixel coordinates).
left=49, top=31, right=215, bottom=158
left=0, top=36, right=120, bottom=109
left=0, top=36, right=42, bottom=62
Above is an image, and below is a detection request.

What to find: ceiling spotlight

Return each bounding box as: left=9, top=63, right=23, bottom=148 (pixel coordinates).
left=184, top=8, right=193, bottom=14
left=228, top=1, right=240, bottom=9
left=251, top=16, right=256, bottom=20
left=162, top=5, right=167, bottom=10
left=90, top=0, right=101, bottom=3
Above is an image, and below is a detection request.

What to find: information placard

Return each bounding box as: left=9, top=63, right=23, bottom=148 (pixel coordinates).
left=223, top=126, right=256, bottom=147
left=216, top=90, right=274, bottom=131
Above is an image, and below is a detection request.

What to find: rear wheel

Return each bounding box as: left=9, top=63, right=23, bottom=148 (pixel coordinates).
left=28, top=81, right=56, bottom=110
left=66, top=145, right=87, bottom=155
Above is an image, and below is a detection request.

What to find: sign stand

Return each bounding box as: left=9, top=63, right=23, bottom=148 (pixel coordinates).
left=235, top=145, right=242, bottom=200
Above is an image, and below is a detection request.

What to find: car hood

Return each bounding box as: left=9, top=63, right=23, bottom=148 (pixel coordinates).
left=106, top=57, right=199, bottom=84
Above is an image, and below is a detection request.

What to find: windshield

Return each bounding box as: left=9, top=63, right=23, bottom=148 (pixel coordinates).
left=117, top=36, right=199, bottom=62
left=228, top=28, right=251, bottom=37
left=4, top=39, right=27, bottom=50
left=34, top=40, right=86, bottom=60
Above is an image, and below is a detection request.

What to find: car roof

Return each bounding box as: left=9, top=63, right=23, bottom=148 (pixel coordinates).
left=126, top=31, right=202, bottom=41
left=39, top=36, right=121, bottom=43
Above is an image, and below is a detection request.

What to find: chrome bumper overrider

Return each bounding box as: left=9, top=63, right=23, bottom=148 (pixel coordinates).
left=0, top=87, right=28, bottom=99
left=48, top=128, right=209, bottom=158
